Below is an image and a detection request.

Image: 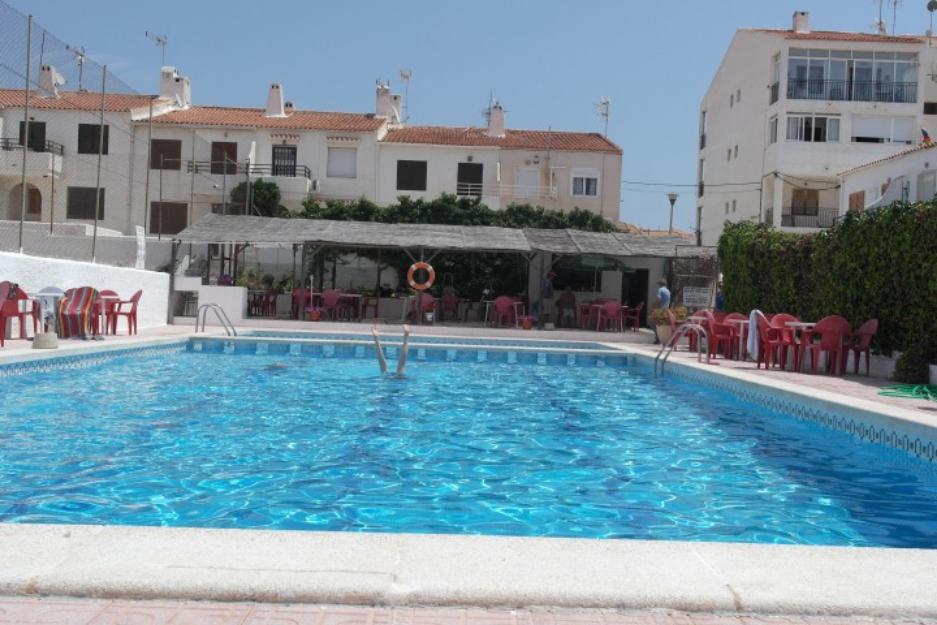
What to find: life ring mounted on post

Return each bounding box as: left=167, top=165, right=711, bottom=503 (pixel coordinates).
left=407, top=262, right=436, bottom=291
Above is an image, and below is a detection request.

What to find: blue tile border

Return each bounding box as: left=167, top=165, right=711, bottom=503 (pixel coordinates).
left=0, top=342, right=187, bottom=379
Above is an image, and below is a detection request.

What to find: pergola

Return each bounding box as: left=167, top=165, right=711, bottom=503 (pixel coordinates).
left=171, top=214, right=711, bottom=323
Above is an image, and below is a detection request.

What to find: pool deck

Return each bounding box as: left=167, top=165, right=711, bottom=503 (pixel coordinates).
left=2, top=320, right=937, bottom=620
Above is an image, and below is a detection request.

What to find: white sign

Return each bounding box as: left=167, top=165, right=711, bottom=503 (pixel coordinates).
left=682, top=286, right=711, bottom=308
left=134, top=226, right=146, bottom=270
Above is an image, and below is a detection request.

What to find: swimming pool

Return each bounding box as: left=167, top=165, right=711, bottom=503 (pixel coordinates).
left=1, top=338, right=936, bottom=548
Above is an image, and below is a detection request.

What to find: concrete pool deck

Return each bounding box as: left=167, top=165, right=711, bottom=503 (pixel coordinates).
left=2, top=320, right=937, bottom=617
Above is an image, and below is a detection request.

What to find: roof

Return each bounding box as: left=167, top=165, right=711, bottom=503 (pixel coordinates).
left=381, top=126, right=622, bottom=154
left=175, top=214, right=708, bottom=258
left=747, top=28, right=924, bottom=44
left=151, top=105, right=386, bottom=132
left=0, top=89, right=154, bottom=112
left=839, top=141, right=937, bottom=177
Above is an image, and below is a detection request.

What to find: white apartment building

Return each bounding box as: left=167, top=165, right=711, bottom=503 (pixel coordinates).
left=0, top=67, right=621, bottom=237
left=697, top=11, right=937, bottom=246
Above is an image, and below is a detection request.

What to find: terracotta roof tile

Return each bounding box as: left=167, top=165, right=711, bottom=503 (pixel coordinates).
left=0, top=88, right=155, bottom=112
left=152, top=105, right=385, bottom=132
left=380, top=126, right=621, bottom=153
left=749, top=28, right=924, bottom=44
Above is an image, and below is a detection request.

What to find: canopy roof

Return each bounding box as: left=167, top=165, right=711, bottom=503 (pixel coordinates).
left=174, top=214, right=710, bottom=258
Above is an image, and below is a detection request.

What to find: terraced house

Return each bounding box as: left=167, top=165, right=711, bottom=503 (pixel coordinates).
left=0, top=67, right=621, bottom=236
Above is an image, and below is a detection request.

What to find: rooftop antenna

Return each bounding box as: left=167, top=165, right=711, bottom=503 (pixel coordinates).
left=873, top=0, right=888, bottom=33
left=65, top=44, right=86, bottom=91
left=145, top=31, right=168, bottom=66
left=890, top=0, right=902, bottom=34
left=399, top=68, right=411, bottom=123
left=595, top=96, right=611, bottom=137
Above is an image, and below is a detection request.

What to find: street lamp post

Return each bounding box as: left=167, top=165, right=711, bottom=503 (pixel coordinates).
left=666, top=192, right=678, bottom=235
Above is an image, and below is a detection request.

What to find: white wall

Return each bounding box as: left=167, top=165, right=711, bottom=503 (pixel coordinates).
left=839, top=144, right=937, bottom=209
left=0, top=251, right=169, bottom=328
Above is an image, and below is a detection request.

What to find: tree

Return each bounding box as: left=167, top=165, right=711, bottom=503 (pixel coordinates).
left=230, top=179, right=285, bottom=217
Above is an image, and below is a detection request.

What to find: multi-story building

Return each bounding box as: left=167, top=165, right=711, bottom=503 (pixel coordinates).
left=697, top=10, right=937, bottom=245
left=0, top=67, right=621, bottom=236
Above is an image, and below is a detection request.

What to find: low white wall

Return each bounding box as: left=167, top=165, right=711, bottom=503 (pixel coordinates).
left=0, top=251, right=169, bottom=329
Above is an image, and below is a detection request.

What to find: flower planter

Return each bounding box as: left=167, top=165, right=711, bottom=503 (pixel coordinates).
left=656, top=323, right=673, bottom=344
left=307, top=308, right=322, bottom=322
left=519, top=316, right=535, bottom=330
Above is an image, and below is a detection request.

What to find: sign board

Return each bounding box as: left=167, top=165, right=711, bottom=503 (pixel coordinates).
left=682, top=286, right=711, bottom=308
left=134, top=226, right=146, bottom=270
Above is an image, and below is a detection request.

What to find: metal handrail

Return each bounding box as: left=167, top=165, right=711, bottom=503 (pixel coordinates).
left=786, top=79, right=917, bottom=104
left=195, top=303, right=237, bottom=336
left=654, top=321, right=710, bottom=375
left=0, top=137, right=65, bottom=156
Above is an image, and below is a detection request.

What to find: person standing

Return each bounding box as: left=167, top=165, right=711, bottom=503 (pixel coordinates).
left=653, top=278, right=671, bottom=344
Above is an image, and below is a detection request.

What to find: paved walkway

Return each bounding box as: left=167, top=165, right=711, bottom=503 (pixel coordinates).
left=1, top=598, right=935, bottom=625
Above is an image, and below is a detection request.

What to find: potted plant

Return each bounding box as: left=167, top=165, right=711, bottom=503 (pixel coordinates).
left=649, top=306, right=687, bottom=344
left=307, top=307, right=322, bottom=322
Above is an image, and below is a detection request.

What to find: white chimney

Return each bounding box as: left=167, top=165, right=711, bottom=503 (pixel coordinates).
left=486, top=100, right=505, bottom=138
left=38, top=64, right=63, bottom=98
left=792, top=11, right=810, bottom=34
left=284, top=101, right=295, bottom=114
left=375, top=81, right=401, bottom=124
left=264, top=83, right=286, bottom=118
left=158, top=66, right=191, bottom=108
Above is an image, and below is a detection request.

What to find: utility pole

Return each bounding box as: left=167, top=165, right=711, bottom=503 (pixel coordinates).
left=91, top=65, right=106, bottom=262
left=143, top=96, right=154, bottom=235
left=158, top=154, right=164, bottom=240
left=17, top=14, right=32, bottom=254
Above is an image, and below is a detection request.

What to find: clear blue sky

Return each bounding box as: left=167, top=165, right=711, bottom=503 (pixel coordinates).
left=18, top=0, right=931, bottom=230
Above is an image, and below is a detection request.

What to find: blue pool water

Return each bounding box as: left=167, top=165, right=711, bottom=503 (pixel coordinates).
left=243, top=330, right=615, bottom=351
left=1, top=343, right=936, bottom=547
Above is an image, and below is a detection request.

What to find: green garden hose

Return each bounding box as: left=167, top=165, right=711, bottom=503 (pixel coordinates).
left=879, top=384, right=937, bottom=402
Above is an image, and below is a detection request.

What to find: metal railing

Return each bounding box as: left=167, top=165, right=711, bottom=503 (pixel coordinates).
left=699, top=133, right=706, bottom=150
left=780, top=207, right=840, bottom=228
left=0, top=137, right=65, bottom=156
left=186, top=161, right=312, bottom=179
left=697, top=181, right=704, bottom=198
left=786, top=79, right=917, bottom=103
left=654, top=322, right=710, bottom=375
left=195, top=303, right=237, bottom=336
left=455, top=182, right=558, bottom=199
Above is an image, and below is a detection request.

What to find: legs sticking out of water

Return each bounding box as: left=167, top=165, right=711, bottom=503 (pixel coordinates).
left=396, top=324, right=410, bottom=377
left=371, top=326, right=388, bottom=374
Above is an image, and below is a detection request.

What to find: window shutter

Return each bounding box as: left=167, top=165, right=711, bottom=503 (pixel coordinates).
left=326, top=147, right=357, bottom=178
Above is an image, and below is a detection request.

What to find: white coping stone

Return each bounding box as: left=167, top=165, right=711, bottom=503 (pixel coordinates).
left=0, top=524, right=936, bottom=615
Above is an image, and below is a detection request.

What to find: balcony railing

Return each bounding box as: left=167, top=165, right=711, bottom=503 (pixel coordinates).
left=699, top=133, right=706, bottom=150
left=186, top=160, right=312, bottom=179
left=455, top=182, right=558, bottom=199
left=769, top=82, right=779, bottom=104
left=781, top=207, right=840, bottom=228
left=0, top=137, right=65, bottom=156
left=786, top=79, right=917, bottom=104
left=698, top=181, right=704, bottom=198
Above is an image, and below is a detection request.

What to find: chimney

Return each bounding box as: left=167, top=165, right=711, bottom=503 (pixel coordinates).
left=486, top=100, right=505, bottom=138
left=264, top=83, right=286, bottom=117
left=38, top=64, right=63, bottom=98
left=375, top=81, right=401, bottom=124
left=158, top=66, right=191, bottom=108
left=284, top=101, right=295, bottom=114
left=792, top=11, right=810, bottom=34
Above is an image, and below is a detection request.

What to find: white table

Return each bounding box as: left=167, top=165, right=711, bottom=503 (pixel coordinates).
left=726, top=318, right=750, bottom=360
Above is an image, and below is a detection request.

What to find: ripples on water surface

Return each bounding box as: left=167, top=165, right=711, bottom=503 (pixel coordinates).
left=1, top=348, right=936, bottom=547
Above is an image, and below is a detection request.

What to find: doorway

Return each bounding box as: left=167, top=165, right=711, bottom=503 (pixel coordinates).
left=456, top=162, right=483, bottom=197
left=272, top=145, right=297, bottom=176
left=7, top=183, right=42, bottom=221
left=621, top=268, right=649, bottom=326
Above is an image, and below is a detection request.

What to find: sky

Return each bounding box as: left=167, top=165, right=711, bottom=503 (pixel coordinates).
left=16, top=0, right=934, bottom=231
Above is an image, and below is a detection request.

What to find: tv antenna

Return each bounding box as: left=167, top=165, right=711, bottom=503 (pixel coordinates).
left=145, top=31, right=168, bottom=66
left=399, top=68, right=412, bottom=123
left=65, top=44, right=86, bottom=91
left=595, top=96, right=611, bottom=137
left=890, top=0, right=902, bottom=34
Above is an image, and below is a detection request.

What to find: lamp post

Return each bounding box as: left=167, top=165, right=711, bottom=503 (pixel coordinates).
left=666, top=192, right=678, bottom=234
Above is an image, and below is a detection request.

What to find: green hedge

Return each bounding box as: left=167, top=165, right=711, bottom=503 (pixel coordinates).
left=718, top=202, right=937, bottom=380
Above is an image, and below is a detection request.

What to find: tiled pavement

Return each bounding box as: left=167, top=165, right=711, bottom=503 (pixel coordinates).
left=1, top=599, right=936, bottom=625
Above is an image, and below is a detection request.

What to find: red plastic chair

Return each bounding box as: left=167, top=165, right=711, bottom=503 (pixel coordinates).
left=768, top=313, right=800, bottom=370
left=95, top=289, right=119, bottom=335
left=708, top=317, right=736, bottom=359
left=755, top=311, right=788, bottom=370
left=410, top=293, right=436, bottom=322
left=110, top=290, right=142, bottom=335
left=848, top=319, right=879, bottom=376
left=263, top=292, right=278, bottom=317
left=595, top=300, right=624, bottom=332
left=360, top=296, right=378, bottom=319
left=491, top=295, right=516, bottom=327
left=58, top=286, right=98, bottom=339
left=320, top=289, right=341, bottom=320
left=798, top=315, right=852, bottom=375
left=0, top=282, right=38, bottom=341
left=440, top=293, right=459, bottom=321
left=291, top=288, right=311, bottom=319
left=0, top=281, right=10, bottom=347
left=621, top=301, right=644, bottom=332
left=577, top=300, right=594, bottom=329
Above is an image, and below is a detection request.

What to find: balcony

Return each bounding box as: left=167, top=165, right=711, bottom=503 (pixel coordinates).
left=698, top=182, right=704, bottom=198
left=0, top=137, right=64, bottom=177
left=786, top=79, right=917, bottom=104
left=186, top=161, right=312, bottom=179
left=456, top=182, right=557, bottom=200
left=781, top=207, right=840, bottom=228
left=769, top=82, right=780, bottom=104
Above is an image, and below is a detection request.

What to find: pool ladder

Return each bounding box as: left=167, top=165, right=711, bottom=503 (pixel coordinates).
left=654, top=322, right=709, bottom=375
left=195, top=304, right=238, bottom=337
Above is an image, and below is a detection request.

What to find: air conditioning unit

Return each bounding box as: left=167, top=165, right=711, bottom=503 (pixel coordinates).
left=311, top=179, right=320, bottom=192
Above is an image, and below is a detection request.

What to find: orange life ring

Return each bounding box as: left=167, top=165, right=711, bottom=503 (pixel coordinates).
left=407, top=262, right=435, bottom=291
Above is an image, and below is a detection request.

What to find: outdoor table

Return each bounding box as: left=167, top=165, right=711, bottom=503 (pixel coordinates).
left=338, top=293, right=361, bottom=321
left=726, top=318, right=749, bottom=360
left=27, top=289, right=63, bottom=349
left=512, top=301, right=524, bottom=328
left=785, top=321, right=817, bottom=370
left=481, top=299, right=494, bottom=326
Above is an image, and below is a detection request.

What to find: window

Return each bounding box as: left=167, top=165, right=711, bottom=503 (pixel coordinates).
left=786, top=113, right=840, bottom=142
left=848, top=190, right=866, bottom=211
left=66, top=187, right=104, bottom=220
left=729, top=93, right=734, bottom=107
left=149, top=201, right=187, bottom=235
left=770, top=54, right=781, bottom=103
left=396, top=160, right=427, bottom=191
left=210, top=141, right=238, bottom=174
left=151, top=139, right=182, bottom=170
left=271, top=145, right=298, bottom=176
left=699, top=110, right=707, bottom=149
left=925, top=102, right=937, bottom=115
left=18, top=121, right=46, bottom=150
left=456, top=162, right=484, bottom=197
left=725, top=201, right=730, bottom=215
left=734, top=145, right=738, bottom=158
left=769, top=116, right=778, bottom=143
left=326, top=147, right=357, bottom=179
left=571, top=169, right=599, bottom=196
left=698, top=158, right=705, bottom=197
left=786, top=48, right=917, bottom=103
left=732, top=199, right=737, bottom=213
left=791, top=189, right=819, bottom=216
left=727, top=148, right=732, bottom=161
left=851, top=115, right=915, bottom=144
left=77, top=124, right=109, bottom=154
left=736, top=88, right=741, bottom=103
